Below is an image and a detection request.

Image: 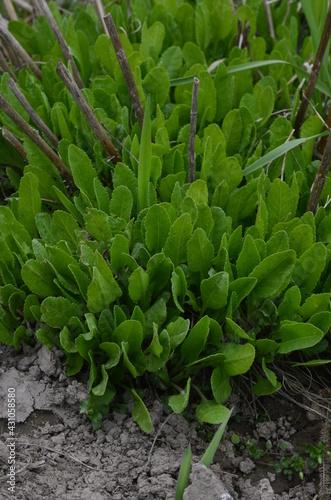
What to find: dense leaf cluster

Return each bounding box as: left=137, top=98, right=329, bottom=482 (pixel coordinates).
left=1, top=0, right=331, bottom=431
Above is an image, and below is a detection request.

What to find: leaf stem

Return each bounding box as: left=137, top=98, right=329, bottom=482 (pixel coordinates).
left=294, top=1, right=331, bottom=137
left=56, top=60, right=122, bottom=164
left=188, top=77, right=199, bottom=184
left=104, top=13, right=145, bottom=130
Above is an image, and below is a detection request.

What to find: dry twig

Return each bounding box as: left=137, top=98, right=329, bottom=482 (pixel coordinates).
left=0, top=15, right=42, bottom=79
left=307, top=129, right=331, bottom=213
left=3, top=0, right=18, bottom=20
left=0, top=47, right=17, bottom=81
left=104, top=13, right=145, bottom=130
left=13, top=441, right=97, bottom=470
left=32, top=0, right=84, bottom=89
left=12, top=0, right=33, bottom=13
left=294, top=1, right=331, bottom=137
left=188, top=77, right=199, bottom=184
left=56, top=60, right=122, bottom=163
left=93, top=0, right=107, bottom=34
left=7, top=77, right=59, bottom=148
left=264, top=0, right=275, bottom=39
left=0, top=93, right=74, bottom=188
left=2, top=126, right=27, bottom=162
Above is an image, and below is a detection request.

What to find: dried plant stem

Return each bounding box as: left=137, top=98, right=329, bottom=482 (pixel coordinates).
left=93, top=0, right=107, bottom=34
left=7, top=78, right=59, bottom=148
left=12, top=0, right=33, bottom=13
left=104, top=13, right=144, bottom=130
left=0, top=15, right=42, bottom=79
left=2, top=34, right=21, bottom=69
left=0, top=47, right=17, bottom=80
left=294, top=1, right=331, bottom=137
left=3, top=0, right=18, bottom=20
left=264, top=0, right=275, bottom=39
left=188, top=77, right=199, bottom=184
left=307, top=130, right=331, bottom=214
left=33, top=0, right=84, bottom=89
left=0, top=93, right=73, bottom=188
left=56, top=60, right=122, bottom=163
left=2, top=126, right=27, bottom=162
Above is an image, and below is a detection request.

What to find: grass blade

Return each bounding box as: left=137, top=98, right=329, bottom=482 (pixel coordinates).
left=242, top=131, right=328, bottom=177
left=138, top=95, right=151, bottom=212
left=170, top=60, right=290, bottom=87
left=175, top=443, right=192, bottom=500
left=200, top=407, right=233, bottom=468
left=170, top=60, right=331, bottom=98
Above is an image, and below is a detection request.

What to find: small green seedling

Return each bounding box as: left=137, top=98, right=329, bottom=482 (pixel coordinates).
left=175, top=408, right=233, bottom=500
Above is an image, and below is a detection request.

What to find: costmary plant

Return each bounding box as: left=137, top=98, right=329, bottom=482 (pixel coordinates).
left=1, top=0, right=331, bottom=432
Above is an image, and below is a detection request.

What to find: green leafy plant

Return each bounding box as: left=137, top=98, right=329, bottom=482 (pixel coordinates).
left=232, top=434, right=331, bottom=481
left=1, top=0, right=331, bottom=433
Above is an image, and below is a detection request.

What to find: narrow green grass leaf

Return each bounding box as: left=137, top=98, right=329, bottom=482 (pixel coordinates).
left=201, top=408, right=233, bottom=468
left=170, top=60, right=331, bottom=96
left=138, top=95, right=151, bottom=212
left=170, top=60, right=290, bottom=86
left=243, top=132, right=328, bottom=176
left=175, top=444, right=192, bottom=500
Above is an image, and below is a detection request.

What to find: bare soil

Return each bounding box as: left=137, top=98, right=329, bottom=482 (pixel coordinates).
left=0, top=343, right=324, bottom=499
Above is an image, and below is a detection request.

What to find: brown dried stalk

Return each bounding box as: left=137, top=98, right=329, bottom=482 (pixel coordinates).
left=0, top=47, right=17, bottom=80
left=3, top=0, right=18, bottom=21
left=0, top=93, right=74, bottom=188
left=2, top=34, right=21, bottom=69
left=2, top=126, right=27, bottom=162
left=56, top=60, right=122, bottom=163
left=264, top=0, right=275, bottom=39
left=12, top=0, right=33, bottom=13
left=294, top=1, right=331, bottom=137
left=188, top=77, right=199, bottom=184
left=33, top=0, right=84, bottom=89
left=93, top=0, right=107, bottom=34
left=0, top=15, right=42, bottom=79
left=7, top=77, right=59, bottom=148
left=306, top=129, right=331, bottom=213
left=104, top=13, right=144, bottom=130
